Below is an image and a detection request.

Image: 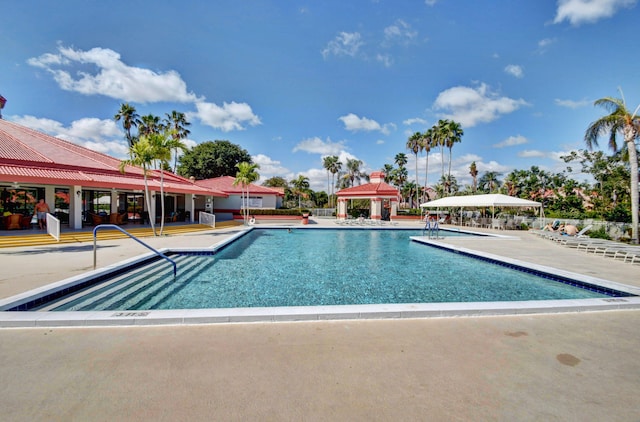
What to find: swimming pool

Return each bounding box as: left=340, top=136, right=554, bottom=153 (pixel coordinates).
left=1, top=227, right=638, bottom=326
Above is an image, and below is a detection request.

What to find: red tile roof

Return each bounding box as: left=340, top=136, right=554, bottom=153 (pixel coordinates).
left=336, top=181, right=399, bottom=198
left=0, top=119, right=226, bottom=196
left=196, top=176, right=284, bottom=196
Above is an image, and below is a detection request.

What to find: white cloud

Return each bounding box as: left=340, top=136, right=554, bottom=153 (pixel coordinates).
left=555, top=98, right=591, bottom=108
left=252, top=154, right=291, bottom=181
left=518, top=149, right=547, bottom=158
left=504, top=64, right=524, bottom=78
left=433, top=83, right=529, bottom=127
left=493, top=135, right=528, bottom=148
left=537, top=38, right=557, bottom=54
left=383, top=19, right=418, bottom=46
left=12, top=115, right=129, bottom=157
left=376, top=53, right=394, bottom=67
left=321, top=32, right=363, bottom=59
left=292, top=137, right=347, bottom=155
left=338, top=113, right=393, bottom=134
left=27, top=45, right=199, bottom=103
left=553, top=0, right=636, bottom=26
left=425, top=0, right=437, bottom=5
left=191, top=101, right=261, bottom=132
left=403, top=117, right=428, bottom=126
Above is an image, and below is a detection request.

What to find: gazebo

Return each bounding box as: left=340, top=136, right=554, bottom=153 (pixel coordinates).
left=335, top=172, right=399, bottom=221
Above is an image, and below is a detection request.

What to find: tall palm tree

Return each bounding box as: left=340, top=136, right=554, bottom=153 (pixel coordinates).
left=149, top=130, right=188, bottom=235
left=329, top=157, right=342, bottom=207
left=344, top=158, right=365, bottom=187
left=444, top=120, right=464, bottom=191
left=469, top=161, right=478, bottom=193
left=585, top=94, right=640, bottom=244
left=421, top=128, right=434, bottom=201
left=164, top=111, right=191, bottom=172
left=114, top=103, right=139, bottom=147
left=323, top=155, right=340, bottom=208
left=407, top=132, right=422, bottom=208
left=234, top=162, right=260, bottom=224
left=119, top=135, right=157, bottom=235
left=290, top=175, right=310, bottom=209
left=382, top=164, right=394, bottom=183
left=138, top=114, right=163, bottom=136
left=435, top=120, right=449, bottom=182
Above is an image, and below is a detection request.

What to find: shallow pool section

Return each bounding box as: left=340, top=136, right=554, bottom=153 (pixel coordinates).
left=1, top=227, right=638, bottom=326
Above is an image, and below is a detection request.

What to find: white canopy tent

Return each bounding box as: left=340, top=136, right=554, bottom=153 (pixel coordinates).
left=420, top=193, right=543, bottom=220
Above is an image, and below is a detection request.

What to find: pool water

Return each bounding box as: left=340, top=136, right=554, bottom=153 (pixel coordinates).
left=45, top=228, right=611, bottom=311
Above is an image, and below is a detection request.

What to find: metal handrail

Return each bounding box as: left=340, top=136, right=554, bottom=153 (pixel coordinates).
left=423, top=219, right=439, bottom=239
left=93, top=224, right=177, bottom=277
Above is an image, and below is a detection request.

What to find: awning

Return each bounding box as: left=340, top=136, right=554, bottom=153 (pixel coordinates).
left=420, top=194, right=541, bottom=208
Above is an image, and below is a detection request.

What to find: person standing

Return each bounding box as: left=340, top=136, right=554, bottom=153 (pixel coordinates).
left=34, top=198, right=50, bottom=230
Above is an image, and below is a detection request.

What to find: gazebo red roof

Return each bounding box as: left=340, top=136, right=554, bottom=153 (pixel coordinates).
left=0, top=119, right=226, bottom=196
left=336, top=171, right=398, bottom=198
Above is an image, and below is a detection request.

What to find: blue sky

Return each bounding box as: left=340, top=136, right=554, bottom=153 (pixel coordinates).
left=1, top=0, right=639, bottom=191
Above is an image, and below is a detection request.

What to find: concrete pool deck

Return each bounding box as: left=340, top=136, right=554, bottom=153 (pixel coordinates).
left=1, top=219, right=639, bottom=420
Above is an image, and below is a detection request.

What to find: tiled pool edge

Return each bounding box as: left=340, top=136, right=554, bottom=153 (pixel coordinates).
left=1, top=298, right=640, bottom=327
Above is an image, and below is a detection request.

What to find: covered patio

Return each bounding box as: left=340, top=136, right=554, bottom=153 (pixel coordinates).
left=420, top=193, right=543, bottom=229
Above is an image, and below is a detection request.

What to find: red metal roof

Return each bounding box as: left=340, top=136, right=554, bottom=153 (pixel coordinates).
left=196, top=176, right=284, bottom=196
left=0, top=119, right=227, bottom=196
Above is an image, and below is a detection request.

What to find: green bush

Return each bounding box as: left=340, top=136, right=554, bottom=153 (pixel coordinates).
left=587, top=226, right=611, bottom=240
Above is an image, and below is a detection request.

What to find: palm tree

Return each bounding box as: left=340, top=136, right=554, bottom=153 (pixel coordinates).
left=149, top=130, right=188, bottom=235
left=382, top=164, right=394, bottom=183
left=585, top=94, right=640, bottom=244
left=479, top=171, right=502, bottom=193
left=407, top=132, right=422, bottom=208
left=114, top=103, right=139, bottom=147
left=444, top=120, right=464, bottom=191
left=420, top=128, right=435, bottom=201
left=323, top=155, right=340, bottom=208
left=435, top=120, right=449, bottom=182
left=119, top=135, right=157, bottom=235
left=344, top=158, right=365, bottom=187
left=469, top=161, right=478, bottom=193
left=138, top=114, right=163, bottom=136
left=290, top=175, right=310, bottom=209
left=164, top=111, right=191, bottom=172
left=234, top=162, right=260, bottom=224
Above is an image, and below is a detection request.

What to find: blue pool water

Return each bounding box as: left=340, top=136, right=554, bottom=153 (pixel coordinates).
left=41, top=228, right=615, bottom=312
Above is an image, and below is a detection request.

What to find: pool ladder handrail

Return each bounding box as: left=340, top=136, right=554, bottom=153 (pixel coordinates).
left=93, top=224, right=177, bottom=277
left=423, top=219, right=439, bottom=239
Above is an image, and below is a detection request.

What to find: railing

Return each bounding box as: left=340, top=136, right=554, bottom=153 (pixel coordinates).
left=46, top=214, right=60, bottom=241
left=423, top=219, right=439, bottom=239
left=199, top=211, right=216, bottom=227
left=93, top=224, right=177, bottom=277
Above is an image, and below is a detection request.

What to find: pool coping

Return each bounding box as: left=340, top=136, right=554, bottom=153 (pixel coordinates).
left=1, top=228, right=639, bottom=327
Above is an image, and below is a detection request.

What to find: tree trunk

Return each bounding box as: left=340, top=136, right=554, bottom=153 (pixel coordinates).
left=626, top=134, right=639, bottom=243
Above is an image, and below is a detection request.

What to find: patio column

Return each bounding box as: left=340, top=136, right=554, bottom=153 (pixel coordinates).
left=370, top=197, right=382, bottom=220
left=337, top=198, right=348, bottom=220
left=70, top=185, right=83, bottom=229
left=186, top=194, right=195, bottom=223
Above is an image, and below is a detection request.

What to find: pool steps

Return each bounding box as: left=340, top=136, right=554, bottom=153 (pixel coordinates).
left=40, top=255, right=210, bottom=311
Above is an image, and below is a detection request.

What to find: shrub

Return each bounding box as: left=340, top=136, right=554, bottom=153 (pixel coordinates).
left=588, top=226, right=611, bottom=240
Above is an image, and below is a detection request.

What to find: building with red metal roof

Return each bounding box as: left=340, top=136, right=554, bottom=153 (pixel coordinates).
left=0, top=119, right=227, bottom=229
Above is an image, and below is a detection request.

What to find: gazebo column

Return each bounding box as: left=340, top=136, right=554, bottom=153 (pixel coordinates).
left=390, top=199, right=398, bottom=217
left=370, top=197, right=381, bottom=221
left=337, top=198, right=348, bottom=220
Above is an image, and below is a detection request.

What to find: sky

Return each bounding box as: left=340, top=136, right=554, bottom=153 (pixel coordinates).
left=1, top=0, right=639, bottom=192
